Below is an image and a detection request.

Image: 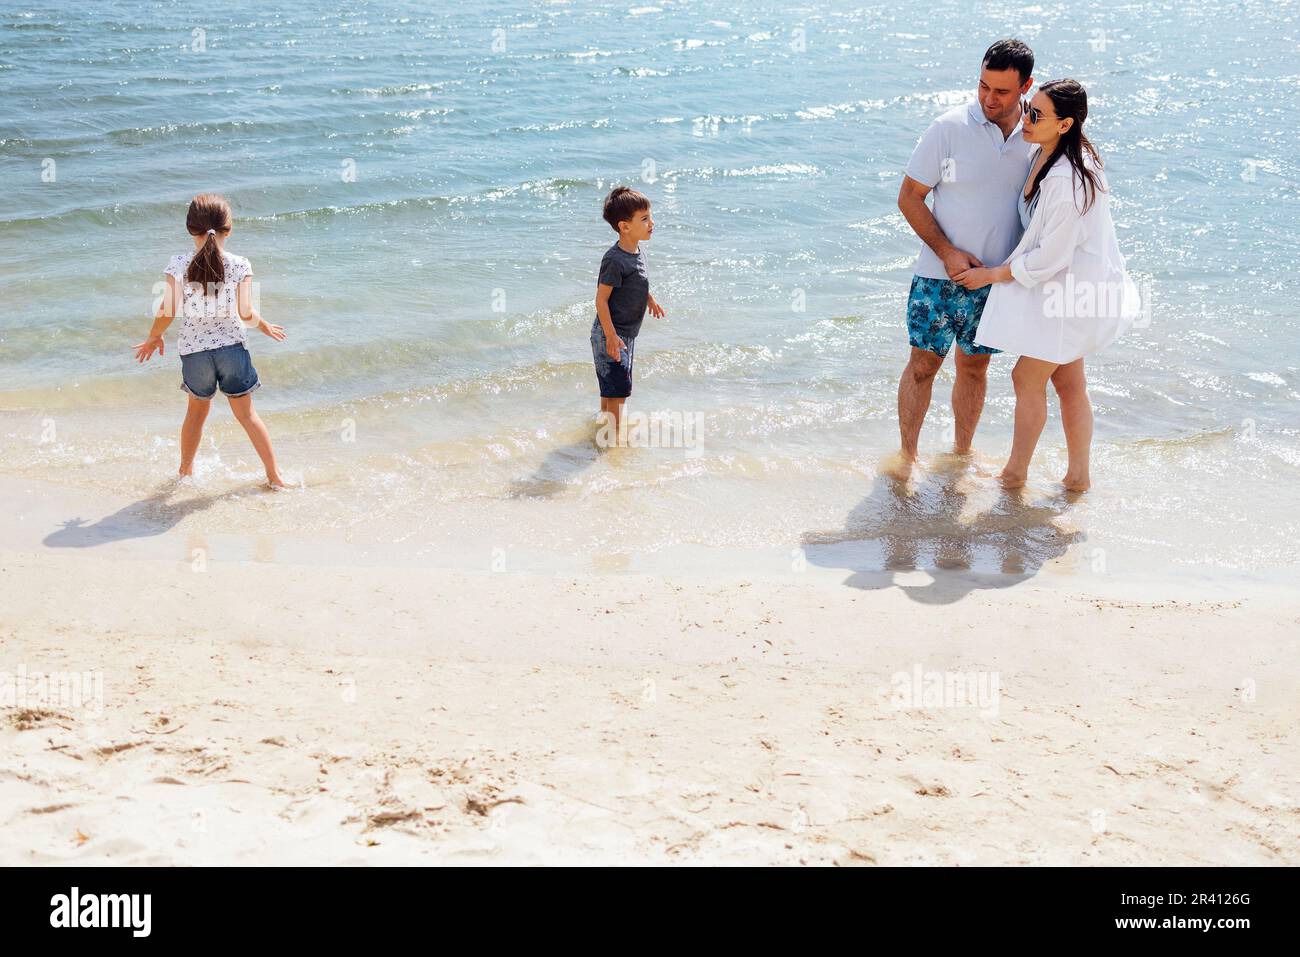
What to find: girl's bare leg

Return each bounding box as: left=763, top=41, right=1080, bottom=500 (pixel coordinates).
left=226, top=393, right=285, bottom=487
left=1051, top=358, right=1093, bottom=492
left=1001, top=356, right=1059, bottom=488
left=179, top=395, right=211, bottom=477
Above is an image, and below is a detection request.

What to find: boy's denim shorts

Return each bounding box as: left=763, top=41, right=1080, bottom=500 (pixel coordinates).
left=591, top=319, right=635, bottom=398
left=180, top=343, right=260, bottom=399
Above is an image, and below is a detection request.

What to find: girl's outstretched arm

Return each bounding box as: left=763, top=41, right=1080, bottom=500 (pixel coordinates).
left=135, top=273, right=179, bottom=362
left=238, top=274, right=286, bottom=341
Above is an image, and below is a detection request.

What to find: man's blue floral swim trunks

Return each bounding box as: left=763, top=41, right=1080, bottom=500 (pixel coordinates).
left=905, top=275, right=999, bottom=357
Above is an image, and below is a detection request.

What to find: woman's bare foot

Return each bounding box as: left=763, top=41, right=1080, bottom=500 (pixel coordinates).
left=1061, top=473, right=1091, bottom=493
left=998, top=468, right=1027, bottom=490
left=265, top=471, right=288, bottom=490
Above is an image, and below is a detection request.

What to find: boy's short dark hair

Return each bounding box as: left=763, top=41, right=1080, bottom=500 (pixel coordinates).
left=602, top=186, right=650, bottom=232
left=982, top=39, right=1034, bottom=83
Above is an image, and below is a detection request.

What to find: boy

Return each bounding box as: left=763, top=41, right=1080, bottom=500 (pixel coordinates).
left=592, top=186, right=664, bottom=444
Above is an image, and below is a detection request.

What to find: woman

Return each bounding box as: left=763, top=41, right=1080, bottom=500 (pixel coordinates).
left=955, top=79, right=1135, bottom=492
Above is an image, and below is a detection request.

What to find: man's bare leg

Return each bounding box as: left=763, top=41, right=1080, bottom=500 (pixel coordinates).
left=951, top=350, right=991, bottom=454
left=897, top=347, right=945, bottom=461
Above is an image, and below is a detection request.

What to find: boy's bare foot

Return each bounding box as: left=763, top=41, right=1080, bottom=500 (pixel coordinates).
left=997, top=468, right=1027, bottom=490
left=1061, top=473, right=1091, bottom=493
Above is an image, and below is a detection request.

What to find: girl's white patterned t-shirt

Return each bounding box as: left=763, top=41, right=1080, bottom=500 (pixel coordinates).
left=163, top=251, right=253, bottom=356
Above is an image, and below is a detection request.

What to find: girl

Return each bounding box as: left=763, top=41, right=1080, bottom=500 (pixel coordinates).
left=134, top=193, right=289, bottom=488
left=957, top=79, right=1135, bottom=492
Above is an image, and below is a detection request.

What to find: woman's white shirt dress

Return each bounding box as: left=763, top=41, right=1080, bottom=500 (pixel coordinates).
left=975, top=149, right=1138, bottom=364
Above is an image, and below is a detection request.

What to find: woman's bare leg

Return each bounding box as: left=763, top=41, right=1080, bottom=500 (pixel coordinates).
left=1051, top=358, right=1093, bottom=492
left=179, top=395, right=211, bottom=477
left=226, top=393, right=285, bottom=487
left=1001, top=356, right=1059, bottom=488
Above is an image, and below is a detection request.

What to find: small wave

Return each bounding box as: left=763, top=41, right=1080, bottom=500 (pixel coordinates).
left=331, top=81, right=450, bottom=97
left=481, top=177, right=594, bottom=200
left=1122, top=427, right=1240, bottom=450
left=507, top=118, right=610, bottom=133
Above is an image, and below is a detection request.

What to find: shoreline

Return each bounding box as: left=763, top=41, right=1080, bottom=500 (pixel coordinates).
left=1, top=473, right=1290, bottom=591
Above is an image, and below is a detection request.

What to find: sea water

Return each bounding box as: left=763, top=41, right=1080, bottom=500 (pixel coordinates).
left=2, top=1, right=1297, bottom=583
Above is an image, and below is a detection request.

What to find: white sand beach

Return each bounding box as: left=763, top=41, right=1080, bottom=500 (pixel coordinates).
left=2, top=478, right=1296, bottom=866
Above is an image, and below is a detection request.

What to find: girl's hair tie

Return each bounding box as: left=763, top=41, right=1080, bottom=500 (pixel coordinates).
left=206, top=228, right=216, bottom=236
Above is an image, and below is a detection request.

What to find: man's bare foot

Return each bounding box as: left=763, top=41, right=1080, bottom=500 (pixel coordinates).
left=881, top=450, right=916, bottom=481
left=998, top=468, right=1027, bottom=489
left=1061, top=473, right=1091, bottom=493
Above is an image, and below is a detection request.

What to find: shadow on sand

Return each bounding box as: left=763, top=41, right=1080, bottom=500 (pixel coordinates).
left=801, top=457, right=1084, bottom=604
left=43, top=482, right=233, bottom=549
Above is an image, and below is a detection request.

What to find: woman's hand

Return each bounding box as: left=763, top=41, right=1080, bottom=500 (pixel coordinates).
left=953, top=264, right=1010, bottom=290
left=258, top=319, right=287, bottom=341
left=133, top=335, right=164, bottom=362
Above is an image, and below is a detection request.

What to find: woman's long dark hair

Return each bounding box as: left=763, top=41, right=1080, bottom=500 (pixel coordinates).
left=184, top=193, right=232, bottom=293
left=1028, top=79, right=1104, bottom=213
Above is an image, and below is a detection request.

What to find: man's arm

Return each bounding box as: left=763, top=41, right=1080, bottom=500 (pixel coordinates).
left=897, top=175, right=982, bottom=278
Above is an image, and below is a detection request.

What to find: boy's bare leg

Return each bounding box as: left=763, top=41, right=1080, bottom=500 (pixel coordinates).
left=227, top=393, right=285, bottom=487
left=179, top=395, right=210, bottom=477
left=608, top=398, right=626, bottom=443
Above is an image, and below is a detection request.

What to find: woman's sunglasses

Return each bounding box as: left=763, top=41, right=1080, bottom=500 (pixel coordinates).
left=1022, top=100, right=1055, bottom=124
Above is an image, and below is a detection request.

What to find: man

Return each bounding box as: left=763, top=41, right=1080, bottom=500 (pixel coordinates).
left=894, top=39, right=1035, bottom=469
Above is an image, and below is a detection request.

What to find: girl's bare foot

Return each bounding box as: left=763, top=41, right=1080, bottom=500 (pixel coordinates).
left=998, top=468, right=1027, bottom=489
left=1062, top=473, right=1091, bottom=493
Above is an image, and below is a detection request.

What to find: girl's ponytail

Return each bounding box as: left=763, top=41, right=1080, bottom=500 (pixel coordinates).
left=184, top=193, right=233, bottom=294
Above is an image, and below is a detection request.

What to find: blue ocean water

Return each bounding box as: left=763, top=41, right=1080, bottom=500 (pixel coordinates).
left=2, top=1, right=1298, bottom=578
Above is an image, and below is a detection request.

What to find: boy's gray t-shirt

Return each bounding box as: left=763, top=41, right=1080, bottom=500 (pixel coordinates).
left=598, top=243, right=649, bottom=338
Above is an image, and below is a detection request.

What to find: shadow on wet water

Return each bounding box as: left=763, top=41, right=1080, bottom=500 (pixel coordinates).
left=802, top=459, right=1084, bottom=604
left=507, top=435, right=601, bottom=499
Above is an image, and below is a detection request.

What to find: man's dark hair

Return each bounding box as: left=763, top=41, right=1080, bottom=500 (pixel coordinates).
left=602, top=185, right=650, bottom=232
left=982, top=39, right=1034, bottom=83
